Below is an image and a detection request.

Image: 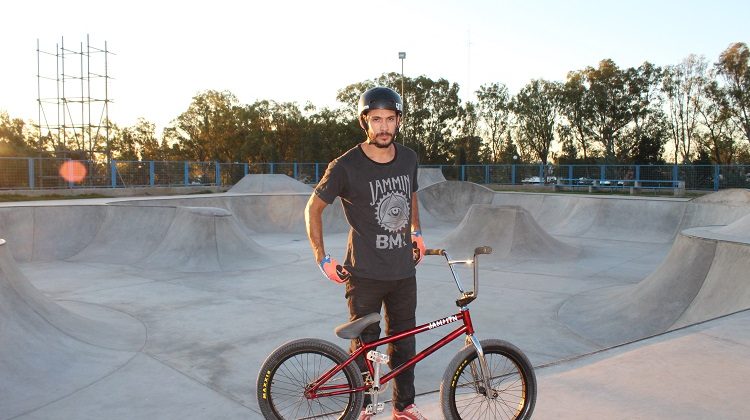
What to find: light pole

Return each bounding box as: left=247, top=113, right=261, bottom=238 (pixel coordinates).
left=398, top=52, right=406, bottom=98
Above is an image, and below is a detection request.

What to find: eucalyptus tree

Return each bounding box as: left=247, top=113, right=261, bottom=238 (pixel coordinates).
left=698, top=78, right=740, bottom=164
left=116, top=118, right=162, bottom=161
left=511, top=79, right=561, bottom=167
left=558, top=71, right=594, bottom=161
left=0, top=111, right=35, bottom=157
left=622, top=62, right=668, bottom=163
left=475, top=82, right=511, bottom=162
left=555, top=124, right=578, bottom=163
left=663, top=55, right=708, bottom=163
left=580, top=59, right=634, bottom=162
left=236, top=99, right=308, bottom=163
left=164, top=90, right=244, bottom=162
left=716, top=42, right=750, bottom=144
left=267, top=101, right=306, bottom=162
left=303, top=105, right=361, bottom=162
left=498, top=132, right=522, bottom=163
left=453, top=101, right=484, bottom=164
left=558, top=59, right=666, bottom=163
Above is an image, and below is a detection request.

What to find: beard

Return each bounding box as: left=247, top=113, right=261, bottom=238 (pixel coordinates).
left=368, top=131, right=395, bottom=148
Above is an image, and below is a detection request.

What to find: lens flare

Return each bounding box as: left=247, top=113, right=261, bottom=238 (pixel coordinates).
left=59, top=161, right=87, bottom=183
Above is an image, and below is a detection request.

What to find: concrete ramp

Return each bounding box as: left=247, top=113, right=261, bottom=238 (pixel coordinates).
left=492, top=193, right=686, bottom=243
left=672, top=240, right=750, bottom=328
left=536, top=188, right=750, bottom=347
left=0, top=238, right=144, bottom=417
left=0, top=203, right=294, bottom=272
left=691, top=188, right=750, bottom=205
left=581, top=198, right=684, bottom=243
left=418, top=181, right=495, bottom=227
left=0, top=238, right=145, bottom=350
left=114, top=194, right=350, bottom=234
left=226, top=195, right=347, bottom=234
left=0, top=206, right=107, bottom=262
left=140, top=206, right=290, bottom=272
left=417, top=167, right=446, bottom=189
left=667, top=214, right=750, bottom=328
left=437, top=205, right=580, bottom=260
left=70, top=205, right=176, bottom=263
left=228, top=174, right=312, bottom=193
left=559, top=216, right=750, bottom=347
left=681, top=189, right=750, bottom=229
left=558, top=233, right=717, bottom=346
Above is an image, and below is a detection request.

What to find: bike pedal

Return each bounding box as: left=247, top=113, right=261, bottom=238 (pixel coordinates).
left=365, top=403, right=385, bottom=415
left=366, top=350, right=390, bottom=364
left=366, top=382, right=390, bottom=396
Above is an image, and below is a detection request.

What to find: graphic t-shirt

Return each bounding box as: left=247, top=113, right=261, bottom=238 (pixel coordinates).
left=314, top=143, right=419, bottom=281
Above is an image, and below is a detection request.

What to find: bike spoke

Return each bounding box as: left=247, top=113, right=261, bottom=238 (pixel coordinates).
left=270, top=352, right=352, bottom=419
left=452, top=352, right=527, bottom=419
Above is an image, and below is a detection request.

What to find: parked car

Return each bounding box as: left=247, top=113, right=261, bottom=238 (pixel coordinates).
left=521, top=176, right=557, bottom=184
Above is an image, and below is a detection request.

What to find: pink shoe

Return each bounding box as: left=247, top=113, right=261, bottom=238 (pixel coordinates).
left=358, top=409, right=373, bottom=420
left=392, top=403, right=428, bottom=420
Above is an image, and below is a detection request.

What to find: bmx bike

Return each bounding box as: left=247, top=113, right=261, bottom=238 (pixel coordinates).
left=256, top=246, right=537, bottom=419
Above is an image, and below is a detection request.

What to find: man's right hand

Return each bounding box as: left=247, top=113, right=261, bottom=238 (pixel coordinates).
left=319, top=254, right=351, bottom=284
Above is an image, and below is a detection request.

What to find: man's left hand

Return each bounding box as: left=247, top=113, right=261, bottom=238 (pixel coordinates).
left=412, top=230, right=426, bottom=265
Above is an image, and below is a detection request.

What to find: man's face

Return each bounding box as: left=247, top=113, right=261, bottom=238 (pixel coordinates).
left=365, top=109, right=399, bottom=148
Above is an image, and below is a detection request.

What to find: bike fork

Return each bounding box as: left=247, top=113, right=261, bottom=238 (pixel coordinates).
left=466, top=335, right=494, bottom=399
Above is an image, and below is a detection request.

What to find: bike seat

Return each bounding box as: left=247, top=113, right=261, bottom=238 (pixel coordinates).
left=334, top=313, right=381, bottom=339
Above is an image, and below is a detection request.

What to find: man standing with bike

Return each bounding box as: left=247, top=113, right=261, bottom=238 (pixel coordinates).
left=305, top=86, right=428, bottom=420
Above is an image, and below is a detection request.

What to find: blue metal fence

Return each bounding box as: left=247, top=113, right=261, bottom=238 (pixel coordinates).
left=1, top=157, right=748, bottom=191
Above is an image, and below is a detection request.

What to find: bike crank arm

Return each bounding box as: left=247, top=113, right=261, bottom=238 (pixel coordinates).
left=365, top=350, right=389, bottom=415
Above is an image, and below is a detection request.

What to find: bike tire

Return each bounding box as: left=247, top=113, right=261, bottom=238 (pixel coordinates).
left=440, top=339, right=537, bottom=420
left=257, top=338, right=364, bottom=420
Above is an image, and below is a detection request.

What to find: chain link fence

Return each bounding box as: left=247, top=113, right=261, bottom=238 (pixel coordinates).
left=1, top=157, right=748, bottom=192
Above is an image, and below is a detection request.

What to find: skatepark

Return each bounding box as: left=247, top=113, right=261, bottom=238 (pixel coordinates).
left=1, top=172, right=750, bottom=419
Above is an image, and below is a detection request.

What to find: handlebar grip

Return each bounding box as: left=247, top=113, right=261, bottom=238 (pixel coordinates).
left=425, top=248, right=445, bottom=256
left=474, top=246, right=493, bottom=255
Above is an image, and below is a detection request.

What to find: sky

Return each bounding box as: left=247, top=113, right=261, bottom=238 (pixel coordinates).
left=1, top=0, right=749, bottom=133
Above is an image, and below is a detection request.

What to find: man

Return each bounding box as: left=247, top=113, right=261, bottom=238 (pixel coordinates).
left=305, top=86, right=427, bottom=420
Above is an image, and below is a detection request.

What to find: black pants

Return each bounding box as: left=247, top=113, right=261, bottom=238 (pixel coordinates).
left=345, top=276, right=417, bottom=411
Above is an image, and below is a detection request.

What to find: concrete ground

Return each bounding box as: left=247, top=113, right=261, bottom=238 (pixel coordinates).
left=1, top=177, right=749, bottom=419
left=406, top=310, right=750, bottom=420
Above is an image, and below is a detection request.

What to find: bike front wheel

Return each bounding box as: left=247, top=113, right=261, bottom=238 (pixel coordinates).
left=440, top=339, right=537, bottom=420
left=257, top=338, right=364, bottom=420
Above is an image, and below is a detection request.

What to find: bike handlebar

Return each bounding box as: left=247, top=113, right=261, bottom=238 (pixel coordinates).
left=474, top=246, right=492, bottom=255
left=425, top=247, right=493, bottom=257
left=425, top=246, right=493, bottom=307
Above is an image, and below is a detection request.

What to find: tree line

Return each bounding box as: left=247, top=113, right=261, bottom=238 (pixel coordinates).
left=2, top=42, right=749, bottom=166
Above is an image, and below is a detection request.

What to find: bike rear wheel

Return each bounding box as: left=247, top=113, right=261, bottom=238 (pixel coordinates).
left=257, top=338, right=364, bottom=420
left=440, top=339, right=536, bottom=420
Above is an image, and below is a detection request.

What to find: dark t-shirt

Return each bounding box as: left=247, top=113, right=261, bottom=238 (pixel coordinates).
left=315, top=142, right=419, bottom=281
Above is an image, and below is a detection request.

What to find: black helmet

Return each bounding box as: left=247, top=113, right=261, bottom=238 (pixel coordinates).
left=358, top=87, right=403, bottom=117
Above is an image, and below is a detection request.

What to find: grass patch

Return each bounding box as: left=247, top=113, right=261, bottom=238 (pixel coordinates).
left=0, top=193, right=112, bottom=202
left=485, top=184, right=706, bottom=198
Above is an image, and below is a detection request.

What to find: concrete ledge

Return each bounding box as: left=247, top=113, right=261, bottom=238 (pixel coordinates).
left=551, top=181, right=692, bottom=197
left=0, top=185, right=229, bottom=198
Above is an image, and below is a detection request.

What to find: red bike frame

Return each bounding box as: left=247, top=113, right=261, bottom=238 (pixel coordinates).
left=305, top=306, right=476, bottom=399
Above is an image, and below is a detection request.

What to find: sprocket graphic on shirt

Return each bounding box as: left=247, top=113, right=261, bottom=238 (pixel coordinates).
left=374, top=191, right=410, bottom=233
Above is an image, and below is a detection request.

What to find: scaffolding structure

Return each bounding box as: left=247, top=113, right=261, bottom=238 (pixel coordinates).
left=36, top=35, right=114, bottom=162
